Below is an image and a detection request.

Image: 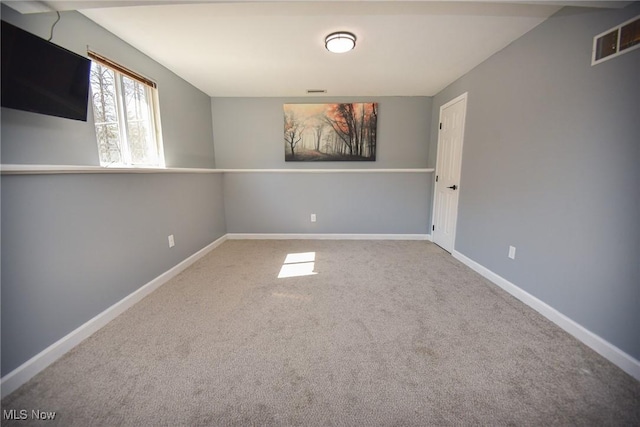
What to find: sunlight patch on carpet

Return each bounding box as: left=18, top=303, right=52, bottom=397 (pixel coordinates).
left=278, top=252, right=317, bottom=278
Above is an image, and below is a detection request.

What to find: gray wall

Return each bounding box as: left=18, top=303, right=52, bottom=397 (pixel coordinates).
left=1, top=173, right=226, bottom=375
left=431, top=5, right=640, bottom=360
left=0, top=6, right=225, bottom=375
left=212, top=97, right=431, bottom=169
left=224, top=173, right=430, bottom=234
left=213, top=97, right=434, bottom=233
left=0, top=5, right=215, bottom=168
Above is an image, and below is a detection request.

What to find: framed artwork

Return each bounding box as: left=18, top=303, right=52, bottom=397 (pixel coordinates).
left=284, top=103, right=377, bottom=161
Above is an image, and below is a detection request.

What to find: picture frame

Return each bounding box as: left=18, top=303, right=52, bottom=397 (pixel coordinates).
left=284, top=103, right=377, bottom=161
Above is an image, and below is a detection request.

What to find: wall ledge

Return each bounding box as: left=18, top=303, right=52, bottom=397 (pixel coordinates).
left=0, top=164, right=220, bottom=175
left=220, top=168, right=434, bottom=173
left=1, top=164, right=435, bottom=175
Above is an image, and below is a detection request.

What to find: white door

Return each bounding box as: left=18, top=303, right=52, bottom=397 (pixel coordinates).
left=432, top=93, right=467, bottom=253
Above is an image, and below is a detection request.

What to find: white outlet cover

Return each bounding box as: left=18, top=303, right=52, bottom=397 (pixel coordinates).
left=508, top=246, right=516, bottom=259
left=310, top=214, right=316, bottom=222
left=168, top=235, right=175, bottom=248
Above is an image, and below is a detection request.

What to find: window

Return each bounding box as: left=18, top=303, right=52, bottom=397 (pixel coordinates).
left=88, top=51, right=164, bottom=167
left=592, top=15, right=640, bottom=65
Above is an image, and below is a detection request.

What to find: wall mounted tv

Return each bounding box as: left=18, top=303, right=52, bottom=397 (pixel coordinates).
left=1, top=20, right=91, bottom=121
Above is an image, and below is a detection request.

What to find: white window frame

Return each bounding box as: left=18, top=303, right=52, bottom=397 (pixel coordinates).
left=88, top=51, right=165, bottom=168
left=592, top=14, right=640, bottom=66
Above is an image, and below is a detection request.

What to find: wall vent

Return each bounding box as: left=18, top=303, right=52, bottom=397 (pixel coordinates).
left=306, top=89, right=327, bottom=94
left=592, top=14, right=640, bottom=65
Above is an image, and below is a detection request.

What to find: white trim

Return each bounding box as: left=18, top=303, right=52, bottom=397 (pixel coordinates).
left=151, top=85, right=166, bottom=168
left=0, top=232, right=430, bottom=397
left=0, top=165, right=434, bottom=175
left=452, top=250, right=640, bottom=381
left=0, top=234, right=228, bottom=399
left=7, top=232, right=635, bottom=401
left=227, top=233, right=432, bottom=241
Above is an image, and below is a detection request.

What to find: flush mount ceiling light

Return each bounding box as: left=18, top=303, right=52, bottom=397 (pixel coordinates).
left=325, top=32, right=356, bottom=53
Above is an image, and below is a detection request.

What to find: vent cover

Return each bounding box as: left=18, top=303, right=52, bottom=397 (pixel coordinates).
left=306, top=89, right=327, bottom=94
left=592, top=14, right=640, bottom=65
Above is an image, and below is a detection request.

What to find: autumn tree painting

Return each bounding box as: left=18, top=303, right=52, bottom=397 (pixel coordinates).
left=283, top=103, right=377, bottom=161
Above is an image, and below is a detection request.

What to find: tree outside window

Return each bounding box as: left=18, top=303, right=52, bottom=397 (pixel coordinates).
left=89, top=56, right=164, bottom=167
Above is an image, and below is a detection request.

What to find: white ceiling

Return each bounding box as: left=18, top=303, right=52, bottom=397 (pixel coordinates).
left=11, top=1, right=625, bottom=97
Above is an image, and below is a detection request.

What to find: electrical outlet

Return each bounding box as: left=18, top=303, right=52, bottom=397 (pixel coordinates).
left=310, top=214, right=317, bottom=223
left=508, top=245, right=516, bottom=259
left=168, top=234, right=175, bottom=248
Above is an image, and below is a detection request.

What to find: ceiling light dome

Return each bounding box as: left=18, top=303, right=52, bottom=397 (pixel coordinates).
left=325, top=32, right=356, bottom=53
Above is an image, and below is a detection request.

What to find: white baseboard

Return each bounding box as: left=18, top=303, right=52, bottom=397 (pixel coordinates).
left=1, top=232, right=432, bottom=397
left=452, top=250, right=640, bottom=381
left=19, top=233, right=628, bottom=400
left=227, top=233, right=432, bottom=241
left=0, top=234, right=228, bottom=399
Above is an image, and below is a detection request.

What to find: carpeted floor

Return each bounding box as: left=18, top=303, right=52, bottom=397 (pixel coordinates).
left=2, top=240, right=639, bottom=426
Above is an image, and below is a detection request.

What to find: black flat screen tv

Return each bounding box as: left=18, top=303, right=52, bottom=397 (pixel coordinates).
left=1, top=20, right=91, bottom=121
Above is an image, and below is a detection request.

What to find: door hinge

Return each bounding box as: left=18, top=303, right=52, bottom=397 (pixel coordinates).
left=435, top=175, right=439, bottom=182
left=432, top=225, right=435, bottom=231
left=439, top=122, right=442, bottom=130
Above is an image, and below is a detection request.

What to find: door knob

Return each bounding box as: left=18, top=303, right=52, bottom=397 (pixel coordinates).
left=447, top=185, right=458, bottom=190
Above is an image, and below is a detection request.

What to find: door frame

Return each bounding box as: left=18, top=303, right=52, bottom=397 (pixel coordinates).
left=431, top=91, right=468, bottom=252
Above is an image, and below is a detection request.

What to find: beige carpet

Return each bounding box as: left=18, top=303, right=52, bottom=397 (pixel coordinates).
left=2, top=240, right=639, bottom=426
